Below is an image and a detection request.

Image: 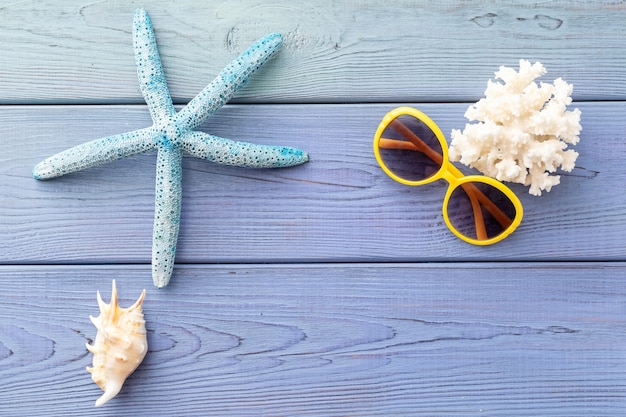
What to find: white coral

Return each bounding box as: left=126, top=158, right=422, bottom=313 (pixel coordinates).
left=449, top=60, right=582, bottom=196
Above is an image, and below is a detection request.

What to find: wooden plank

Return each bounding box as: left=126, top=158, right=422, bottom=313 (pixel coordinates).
left=0, top=0, right=624, bottom=104
left=0, top=263, right=624, bottom=416
left=1, top=102, right=624, bottom=264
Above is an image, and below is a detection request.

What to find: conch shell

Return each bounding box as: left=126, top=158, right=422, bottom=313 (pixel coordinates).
left=86, top=280, right=147, bottom=407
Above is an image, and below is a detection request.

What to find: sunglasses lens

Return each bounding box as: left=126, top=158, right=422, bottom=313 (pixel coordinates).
left=377, top=115, right=444, bottom=181
left=446, top=181, right=518, bottom=241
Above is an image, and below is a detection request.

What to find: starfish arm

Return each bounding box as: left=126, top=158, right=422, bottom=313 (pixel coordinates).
left=33, top=128, right=156, bottom=180
left=182, top=131, right=309, bottom=168
left=152, top=146, right=183, bottom=288
left=133, top=9, right=176, bottom=123
left=176, top=33, right=283, bottom=131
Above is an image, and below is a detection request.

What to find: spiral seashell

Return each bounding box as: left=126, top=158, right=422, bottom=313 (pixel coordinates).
left=86, top=280, right=147, bottom=407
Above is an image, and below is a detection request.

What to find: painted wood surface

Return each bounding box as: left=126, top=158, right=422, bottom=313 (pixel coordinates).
left=1, top=102, right=624, bottom=265
left=0, top=0, right=624, bottom=104
left=0, top=264, right=624, bottom=416
left=1, top=0, right=625, bottom=415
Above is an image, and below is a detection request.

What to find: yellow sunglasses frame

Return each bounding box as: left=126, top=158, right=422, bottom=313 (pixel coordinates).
left=373, top=106, right=523, bottom=245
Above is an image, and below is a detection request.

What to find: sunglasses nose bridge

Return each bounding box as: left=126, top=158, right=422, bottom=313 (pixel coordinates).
left=441, top=159, right=466, bottom=180
left=439, top=165, right=464, bottom=189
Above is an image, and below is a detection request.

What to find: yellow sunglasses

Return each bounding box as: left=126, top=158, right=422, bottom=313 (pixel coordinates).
left=373, top=107, right=523, bottom=245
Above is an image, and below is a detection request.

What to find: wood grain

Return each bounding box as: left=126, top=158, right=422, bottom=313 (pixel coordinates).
left=0, top=1, right=624, bottom=415
left=0, top=263, right=624, bottom=416
left=0, top=0, right=624, bottom=104
left=1, top=102, right=623, bottom=266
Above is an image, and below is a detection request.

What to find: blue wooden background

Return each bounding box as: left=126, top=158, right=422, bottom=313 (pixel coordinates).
left=1, top=1, right=624, bottom=415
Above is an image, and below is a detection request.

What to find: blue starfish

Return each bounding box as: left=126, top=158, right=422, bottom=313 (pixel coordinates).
left=33, top=9, right=309, bottom=288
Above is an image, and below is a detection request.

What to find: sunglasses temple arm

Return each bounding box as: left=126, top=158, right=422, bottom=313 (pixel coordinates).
left=459, top=181, right=513, bottom=229
left=379, top=137, right=443, bottom=166
left=441, top=153, right=513, bottom=228
left=378, top=138, right=418, bottom=151
left=464, top=184, right=488, bottom=240
left=387, top=120, right=444, bottom=165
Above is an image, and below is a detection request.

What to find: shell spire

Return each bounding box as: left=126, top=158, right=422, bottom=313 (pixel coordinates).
left=86, top=280, right=148, bottom=407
